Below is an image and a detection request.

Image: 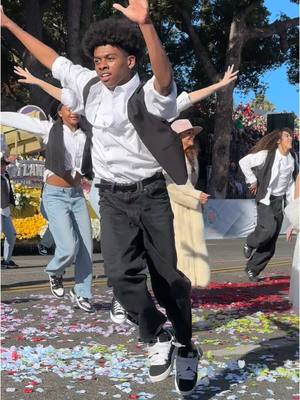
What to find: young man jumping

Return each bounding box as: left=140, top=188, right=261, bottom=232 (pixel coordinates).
left=1, top=1, right=200, bottom=395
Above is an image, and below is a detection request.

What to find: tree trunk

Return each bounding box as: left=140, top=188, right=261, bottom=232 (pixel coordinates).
left=80, top=0, right=93, bottom=35
left=24, top=0, right=50, bottom=112
left=209, top=87, right=234, bottom=197
left=66, top=0, right=83, bottom=64
left=208, top=17, right=245, bottom=197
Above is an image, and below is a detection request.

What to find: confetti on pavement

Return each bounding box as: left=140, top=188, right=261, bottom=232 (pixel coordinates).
left=1, top=276, right=299, bottom=399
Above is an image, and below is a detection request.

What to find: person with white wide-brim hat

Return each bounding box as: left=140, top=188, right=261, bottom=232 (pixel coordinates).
left=166, top=119, right=211, bottom=287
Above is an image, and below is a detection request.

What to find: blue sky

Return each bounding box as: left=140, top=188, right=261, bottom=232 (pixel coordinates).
left=233, top=0, right=299, bottom=115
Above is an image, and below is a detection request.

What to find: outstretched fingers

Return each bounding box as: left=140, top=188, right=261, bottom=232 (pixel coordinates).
left=112, top=0, right=149, bottom=25
left=13, top=66, right=35, bottom=84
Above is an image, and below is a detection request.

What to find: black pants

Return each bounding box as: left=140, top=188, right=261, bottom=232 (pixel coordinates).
left=98, top=175, right=192, bottom=344
left=246, top=196, right=284, bottom=275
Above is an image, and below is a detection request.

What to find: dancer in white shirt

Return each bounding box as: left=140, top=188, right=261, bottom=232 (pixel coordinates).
left=1, top=3, right=199, bottom=395
left=1, top=106, right=94, bottom=313
left=13, top=62, right=238, bottom=319
left=239, top=128, right=297, bottom=282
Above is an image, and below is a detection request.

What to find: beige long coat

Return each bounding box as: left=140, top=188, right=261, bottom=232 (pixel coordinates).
left=166, top=157, right=210, bottom=287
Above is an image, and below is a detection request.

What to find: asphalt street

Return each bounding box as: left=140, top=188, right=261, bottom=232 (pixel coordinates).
left=1, top=237, right=299, bottom=400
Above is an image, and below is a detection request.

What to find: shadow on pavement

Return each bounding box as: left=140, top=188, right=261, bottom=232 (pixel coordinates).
left=188, top=334, right=298, bottom=399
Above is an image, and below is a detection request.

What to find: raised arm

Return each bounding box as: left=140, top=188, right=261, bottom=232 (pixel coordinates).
left=188, top=65, right=238, bottom=104
left=14, top=66, right=62, bottom=101
left=113, top=0, right=173, bottom=95
left=1, top=112, right=51, bottom=141
left=1, top=6, right=58, bottom=70
left=14, top=66, right=84, bottom=114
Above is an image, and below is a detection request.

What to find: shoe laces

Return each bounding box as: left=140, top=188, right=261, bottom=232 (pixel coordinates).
left=148, top=336, right=172, bottom=366
left=78, top=296, right=91, bottom=304
left=50, top=276, right=63, bottom=288
left=112, top=298, right=126, bottom=316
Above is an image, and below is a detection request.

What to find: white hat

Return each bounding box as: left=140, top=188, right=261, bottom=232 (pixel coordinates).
left=171, top=119, right=203, bottom=135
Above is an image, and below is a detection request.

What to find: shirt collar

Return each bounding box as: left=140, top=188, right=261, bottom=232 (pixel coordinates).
left=62, top=124, right=82, bottom=136
left=275, top=148, right=288, bottom=161
left=275, top=148, right=293, bottom=165
left=101, top=73, right=140, bottom=96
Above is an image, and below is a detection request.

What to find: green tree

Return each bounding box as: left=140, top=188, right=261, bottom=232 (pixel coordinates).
left=1, top=0, right=299, bottom=197
left=151, top=0, right=298, bottom=196
left=250, top=92, right=275, bottom=112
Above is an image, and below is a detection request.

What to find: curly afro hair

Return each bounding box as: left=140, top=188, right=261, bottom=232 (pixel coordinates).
left=82, top=17, right=145, bottom=60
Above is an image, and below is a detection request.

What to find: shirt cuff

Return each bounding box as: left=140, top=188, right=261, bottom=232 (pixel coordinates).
left=247, top=177, right=257, bottom=185
left=145, top=75, right=177, bottom=100
left=143, top=76, right=177, bottom=121
left=52, top=56, right=71, bottom=81
left=177, top=91, right=192, bottom=114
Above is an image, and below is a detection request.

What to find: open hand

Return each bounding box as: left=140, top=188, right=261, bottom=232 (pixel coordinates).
left=220, top=65, right=239, bottom=87
left=113, top=0, right=150, bottom=25
left=14, top=66, right=38, bottom=85
left=249, top=182, right=257, bottom=196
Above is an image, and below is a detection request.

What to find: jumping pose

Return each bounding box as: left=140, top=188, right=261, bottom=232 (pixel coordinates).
left=1, top=3, right=198, bottom=395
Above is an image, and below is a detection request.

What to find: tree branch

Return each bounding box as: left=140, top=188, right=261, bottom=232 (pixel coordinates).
left=179, top=9, right=219, bottom=82
left=237, top=0, right=261, bottom=20
left=246, top=17, right=299, bottom=40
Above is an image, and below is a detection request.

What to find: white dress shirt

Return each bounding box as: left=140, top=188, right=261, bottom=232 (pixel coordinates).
left=0, top=113, right=86, bottom=181
left=52, top=56, right=178, bottom=184
left=239, top=149, right=295, bottom=205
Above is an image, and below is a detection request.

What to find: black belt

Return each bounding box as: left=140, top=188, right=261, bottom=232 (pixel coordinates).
left=95, top=172, right=164, bottom=192
left=270, top=195, right=285, bottom=200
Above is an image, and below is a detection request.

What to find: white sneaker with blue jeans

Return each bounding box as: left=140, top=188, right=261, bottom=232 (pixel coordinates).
left=43, top=184, right=93, bottom=299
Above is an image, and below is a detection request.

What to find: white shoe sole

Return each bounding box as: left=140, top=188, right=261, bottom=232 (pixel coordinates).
left=174, top=378, right=198, bottom=396
left=69, top=290, right=94, bottom=313
left=148, top=345, right=177, bottom=383
left=110, top=310, right=127, bottom=324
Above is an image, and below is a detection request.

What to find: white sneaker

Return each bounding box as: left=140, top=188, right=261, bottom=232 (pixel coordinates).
left=69, top=288, right=95, bottom=313
left=49, top=275, right=64, bottom=298
left=148, top=329, right=176, bottom=383
left=110, top=297, right=127, bottom=324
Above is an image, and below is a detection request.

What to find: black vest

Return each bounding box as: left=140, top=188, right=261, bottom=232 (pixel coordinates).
left=254, top=149, right=298, bottom=202
left=1, top=172, right=15, bottom=209
left=81, top=77, right=187, bottom=185
left=45, top=120, right=93, bottom=180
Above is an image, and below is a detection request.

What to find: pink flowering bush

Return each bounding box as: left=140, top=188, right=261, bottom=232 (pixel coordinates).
left=233, top=104, right=267, bottom=136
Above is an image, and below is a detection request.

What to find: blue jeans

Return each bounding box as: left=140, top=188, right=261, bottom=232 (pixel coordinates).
left=1, top=214, right=16, bottom=262
left=42, top=184, right=93, bottom=299
left=40, top=200, right=55, bottom=249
